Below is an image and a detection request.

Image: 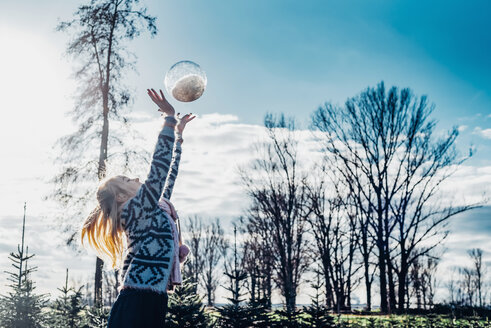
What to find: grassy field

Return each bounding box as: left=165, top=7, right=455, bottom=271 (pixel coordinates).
left=313, top=313, right=491, bottom=328
left=208, top=308, right=491, bottom=327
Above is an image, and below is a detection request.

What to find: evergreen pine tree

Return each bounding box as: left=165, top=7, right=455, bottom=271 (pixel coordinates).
left=217, top=226, right=252, bottom=328
left=47, top=268, right=86, bottom=328
left=366, top=317, right=378, bottom=328
left=167, top=280, right=210, bottom=328
left=302, top=268, right=336, bottom=328
left=270, top=307, right=304, bottom=328
left=85, top=305, right=110, bottom=328
left=246, top=299, right=272, bottom=328
left=0, top=203, right=49, bottom=327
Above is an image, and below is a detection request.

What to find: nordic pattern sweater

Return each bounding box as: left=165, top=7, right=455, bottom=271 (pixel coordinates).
left=120, top=115, right=180, bottom=294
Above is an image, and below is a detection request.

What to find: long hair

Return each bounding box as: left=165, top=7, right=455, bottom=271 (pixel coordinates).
left=81, top=176, right=128, bottom=269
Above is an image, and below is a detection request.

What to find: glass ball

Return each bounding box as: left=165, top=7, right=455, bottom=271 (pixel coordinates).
left=164, top=60, right=207, bottom=102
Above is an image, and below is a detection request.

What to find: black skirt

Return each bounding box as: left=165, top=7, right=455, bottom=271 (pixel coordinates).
left=107, top=288, right=169, bottom=328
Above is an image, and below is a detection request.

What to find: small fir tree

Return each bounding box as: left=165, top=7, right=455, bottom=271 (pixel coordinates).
left=0, top=203, right=49, bottom=327
left=366, top=317, right=379, bottom=328
left=85, top=304, right=110, bottom=328
left=270, top=308, right=303, bottom=328
left=246, top=299, right=272, bottom=328
left=48, top=268, right=86, bottom=327
left=303, top=269, right=336, bottom=328
left=167, top=279, right=210, bottom=328
left=217, top=225, right=252, bottom=328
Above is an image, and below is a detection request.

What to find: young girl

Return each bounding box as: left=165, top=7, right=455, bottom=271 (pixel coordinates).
left=81, top=88, right=194, bottom=327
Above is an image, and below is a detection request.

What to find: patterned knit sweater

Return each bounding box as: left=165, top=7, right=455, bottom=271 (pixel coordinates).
left=119, top=116, right=182, bottom=294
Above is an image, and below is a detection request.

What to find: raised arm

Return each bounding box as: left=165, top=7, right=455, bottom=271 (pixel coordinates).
left=161, top=113, right=195, bottom=200
left=162, top=140, right=182, bottom=200
left=125, top=89, right=176, bottom=211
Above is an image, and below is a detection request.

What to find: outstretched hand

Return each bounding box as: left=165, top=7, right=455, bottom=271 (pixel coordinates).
left=176, top=113, right=196, bottom=135
left=147, top=88, right=175, bottom=117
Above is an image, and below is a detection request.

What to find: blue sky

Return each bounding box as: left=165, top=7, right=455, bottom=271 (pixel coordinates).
left=0, top=0, right=490, bottom=304
left=139, top=0, right=490, bottom=164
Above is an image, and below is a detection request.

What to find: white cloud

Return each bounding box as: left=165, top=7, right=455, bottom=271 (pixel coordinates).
left=458, top=125, right=468, bottom=132
left=473, top=126, right=491, bottom=139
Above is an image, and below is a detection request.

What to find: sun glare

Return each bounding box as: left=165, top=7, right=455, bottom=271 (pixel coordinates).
left=0, top=26, right=75, bottom=216
left=0, top=26, right=73, bottom=127
left=0, top=26, right=75, bottom=146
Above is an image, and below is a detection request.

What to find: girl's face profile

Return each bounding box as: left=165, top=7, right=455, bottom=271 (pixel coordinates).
left=117, top=176, right=142, bottom=197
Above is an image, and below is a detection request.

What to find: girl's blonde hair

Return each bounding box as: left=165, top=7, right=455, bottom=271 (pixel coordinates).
left=81, top=176, right=129, bottom=269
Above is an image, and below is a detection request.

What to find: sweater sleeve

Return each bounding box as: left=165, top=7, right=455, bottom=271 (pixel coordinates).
left=161, top=140, right=182, bottom=200
left=122, top=116, right=176, bottom=228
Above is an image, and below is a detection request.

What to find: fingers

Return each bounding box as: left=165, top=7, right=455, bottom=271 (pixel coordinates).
left=184, top=113, right=195, bottom=123
left=147, top=89, right=159, bottom=103
left=151, top=88, right=160, bottom=101
left=182, top=114, right=196, bottom=123
left=148, top=88, right=163, bottom=102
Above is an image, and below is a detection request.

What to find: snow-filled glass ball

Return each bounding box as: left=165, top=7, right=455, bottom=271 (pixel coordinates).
left=164, top=60, right=207, bottom=102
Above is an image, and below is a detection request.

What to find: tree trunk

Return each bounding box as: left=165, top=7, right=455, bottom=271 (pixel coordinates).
left=384, top=208, right=397, bottom=313
left=265, top=267, right=272, bottom=308
left=285, top=287, right=296, bottom=313
left=94, top=98, right=109, bottom=306
left=363, top=250, right=372, bottom=311
left=397, top=248, right=408, bottom=312
left=94, top=257, right=104, bottom=307
left=93, top=1, right=118, bottom=306
left=207, top=288, right=213, bottom=307
left=324, top=268, right=333, bottom=308
left=397, top=268, right=407, bottom=312
left=377, top=213, right=388, bottom=313
left=387, top=260, right=397, bottom=313
left=250, top=273, right=256, bottom=303
left=360, top=221, right=372, bottom=311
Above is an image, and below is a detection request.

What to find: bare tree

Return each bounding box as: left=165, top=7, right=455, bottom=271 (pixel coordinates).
left=409, top=257, right=423, bottom=309
left=445, top=269, right=458, bottom=305
left=469, top=248, right=485, bottom=307
left=421, top=257, right=439, bottom=309
left=312, top=82, right=477, bottom=312
left=51, top=0, right=157, bottom=306
left=349, top=173, right=377, bottom=311
left=223, top=225, right=248, bottom=304
left=201, top=218, right=228, bottom=306
left=183, top=215, right=205, bottom=293
left=409, top=255, right=439, bottom=310
left=461, top=267, right=475, bottom=306
left=305, top=171, right=361, bottom=312
left=240, top=214, right=274, bottom=307
left=240, top=113, right=310, bottom=313
left=449, top=249, right=488, bottom=307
